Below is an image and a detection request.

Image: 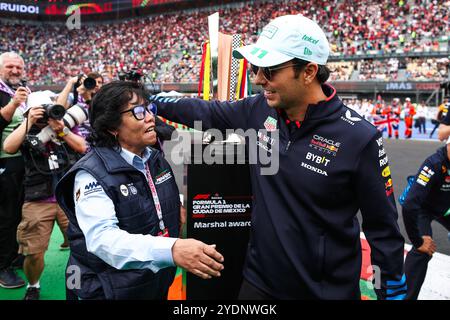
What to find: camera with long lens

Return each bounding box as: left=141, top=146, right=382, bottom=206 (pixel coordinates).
left=24, top=103, right=88, bottom=173
left=36, top=104, right=88, bottom=144
left=118, top=68, right=144, bottom=83
left=26, top=90, right=89, bottom=146
left=74, top=74, right=97, bottom=90
left=72, top=74, right=97, bottom=106
left=36, top=104, right=66, bottom=125
left=82, top=77, right=97, bottom=90
left=23, top=91, right=86, bottom=175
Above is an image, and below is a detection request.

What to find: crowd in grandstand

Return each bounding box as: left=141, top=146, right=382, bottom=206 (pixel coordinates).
left=329, top=57, right=450, bottom=82
left=0, top=0, right=449, bottom=84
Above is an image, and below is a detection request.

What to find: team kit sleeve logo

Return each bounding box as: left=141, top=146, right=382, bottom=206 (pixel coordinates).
left=416, top=165, right=435, bottom=187
left=83, top=181, right=103, bottom=196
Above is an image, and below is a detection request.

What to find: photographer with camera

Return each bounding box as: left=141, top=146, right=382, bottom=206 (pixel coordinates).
left=56, top=72, right=104, bottom=140
left=0, top=52, right=29, bottom=289
left=3, top=98, right=87, bottom=300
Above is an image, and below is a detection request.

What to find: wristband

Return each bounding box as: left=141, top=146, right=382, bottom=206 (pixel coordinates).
left=57, top=127, right=71, bottom=138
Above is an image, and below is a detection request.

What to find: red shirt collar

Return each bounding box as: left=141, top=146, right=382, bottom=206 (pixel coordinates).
left=275, top=108, right=302, bottom=128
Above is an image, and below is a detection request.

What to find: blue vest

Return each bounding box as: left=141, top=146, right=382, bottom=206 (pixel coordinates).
left=55, top=147, right=180, bottom=300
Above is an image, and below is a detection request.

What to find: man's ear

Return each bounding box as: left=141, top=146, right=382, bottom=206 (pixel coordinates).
left=303, top=63, right=319, bottom=85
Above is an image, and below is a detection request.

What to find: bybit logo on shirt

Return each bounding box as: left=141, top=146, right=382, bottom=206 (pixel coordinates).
left=305, top=152, right=331, bottom=166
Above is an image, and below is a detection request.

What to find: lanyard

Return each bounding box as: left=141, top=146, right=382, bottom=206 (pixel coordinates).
left=0, top=79, right=15, bottom=97
left=145, top=163, right=167, bottom=235
left=0, top=79, right=28, bottom=112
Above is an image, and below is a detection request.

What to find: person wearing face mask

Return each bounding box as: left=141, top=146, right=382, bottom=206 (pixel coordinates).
left=0, top=52, right=29, bottom=289
left=55, top=81, right=224, bottom=300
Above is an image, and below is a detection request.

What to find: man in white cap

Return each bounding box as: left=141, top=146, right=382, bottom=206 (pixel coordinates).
left=151, top=14, right=406, bottom=299
left=402, top=137, right=450, bottom=299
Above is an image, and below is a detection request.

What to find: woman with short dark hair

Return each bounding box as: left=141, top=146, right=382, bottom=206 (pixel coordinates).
left=56, top=81, right=224, bottom=300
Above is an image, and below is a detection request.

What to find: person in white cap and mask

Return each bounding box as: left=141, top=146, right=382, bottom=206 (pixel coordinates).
left=401, top=137, right=450, bottom=299
left=151, top=14, right=406, bottom=300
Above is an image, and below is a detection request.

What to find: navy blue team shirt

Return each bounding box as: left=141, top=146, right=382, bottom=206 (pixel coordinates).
left=151, top=85, right=406, bottom=300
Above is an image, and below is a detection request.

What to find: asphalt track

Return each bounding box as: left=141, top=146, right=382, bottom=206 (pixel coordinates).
left=164, top=131, right=449, bottom=254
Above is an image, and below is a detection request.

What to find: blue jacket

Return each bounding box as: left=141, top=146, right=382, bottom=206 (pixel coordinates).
left=55, top=147, right=180, bottom=299
left=442, top=108, right=450, bottom=125
left=402, top=146, right=450, bottom=247
left=151, top=85, right=406, bottom=299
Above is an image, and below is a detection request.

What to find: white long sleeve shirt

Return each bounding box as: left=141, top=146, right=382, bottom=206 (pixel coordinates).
left=73, top=147, right=177, bottom=272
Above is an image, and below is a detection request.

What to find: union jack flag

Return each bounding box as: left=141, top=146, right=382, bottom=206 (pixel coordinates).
left=373, top=114, right=400, bottom=135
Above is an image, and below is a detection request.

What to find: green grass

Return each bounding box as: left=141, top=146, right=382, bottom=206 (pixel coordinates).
left=0, top=225, right=69, bottom=300
left=0, top=224, right=378, bottom=300
left=360, top=280, right=377, bottom=300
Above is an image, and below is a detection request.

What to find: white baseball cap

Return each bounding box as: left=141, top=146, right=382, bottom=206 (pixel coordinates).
left=233, top=14, right=330, bottom=67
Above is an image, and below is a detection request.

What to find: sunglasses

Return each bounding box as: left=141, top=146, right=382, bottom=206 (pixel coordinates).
left=250, top=63, right=302, bottom=81
left=120, top=103, right=157, bottom=121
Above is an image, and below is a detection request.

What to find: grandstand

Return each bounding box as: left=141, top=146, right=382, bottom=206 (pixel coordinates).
left=0, top=0, right=449, bottom=104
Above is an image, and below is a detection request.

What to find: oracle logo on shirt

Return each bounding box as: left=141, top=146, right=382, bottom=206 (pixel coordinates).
left=309, top=134, right=341, bottom=157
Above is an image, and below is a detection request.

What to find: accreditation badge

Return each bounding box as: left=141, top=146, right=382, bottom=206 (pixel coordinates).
left=158, top=227, right=169, bottom=237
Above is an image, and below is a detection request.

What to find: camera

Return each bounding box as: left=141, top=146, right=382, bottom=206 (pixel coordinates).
left=36, top=104, right=66, bottom=125
left=75, top=75, right=97, bottom=90
left=72, top=74, right=98, bottom=107
left=82, top=77, right=97, bottom=90
left=118, top=68, right=144, bottom=83
left=36, top=104, right=88, bottom=144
